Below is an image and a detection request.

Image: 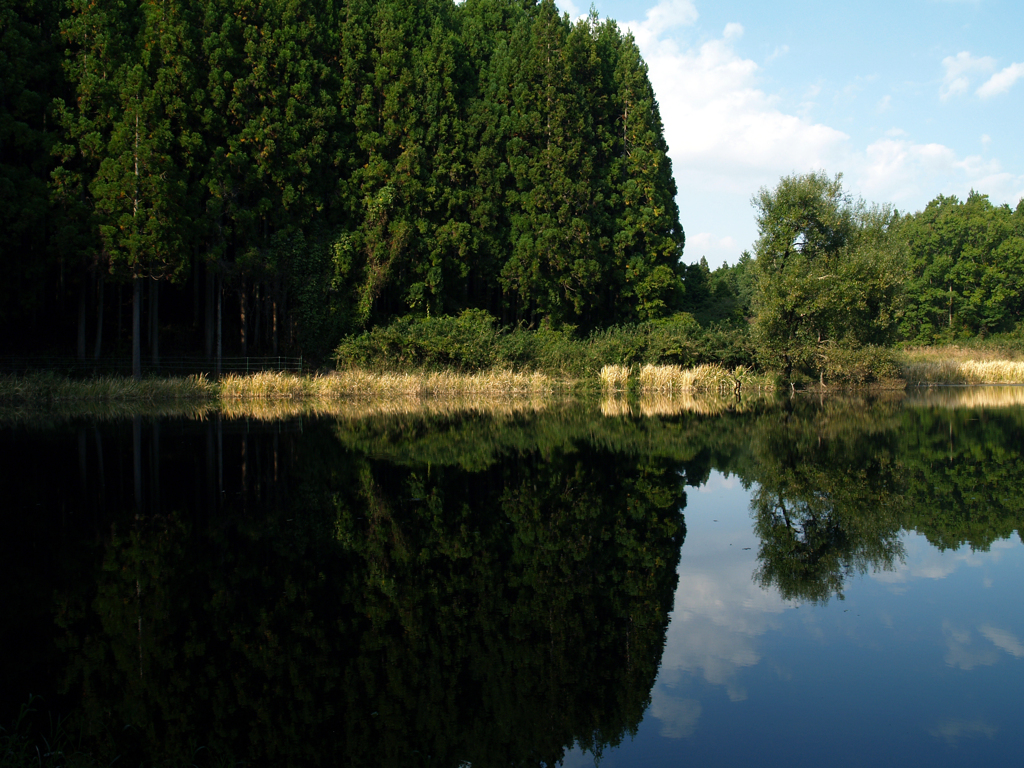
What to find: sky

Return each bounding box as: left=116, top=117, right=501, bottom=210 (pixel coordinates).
left=555, top=0, right=1024, bottom=268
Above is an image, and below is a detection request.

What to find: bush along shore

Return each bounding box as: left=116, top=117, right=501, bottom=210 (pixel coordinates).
left=6, top=315, right=1024, bottom=411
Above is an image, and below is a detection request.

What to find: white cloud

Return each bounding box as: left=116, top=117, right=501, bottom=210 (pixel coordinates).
left=658, top=545, right=793, bottom=699
left=930, top=719, right=998, bottom=745
left=650, top=691, right=702, bottom=738
left=943, top=621, right=1001, bottom=670
left=850, top=137, right=1024, bottom=212
left=634, top=0, right=700, bottom=36
left=688, top=232, right=737, bottom=259
left=625, top=10, right=849, bottom=197
left=977, top=62, right=1024, bottom=98
left=980, top=625, right=1024, bottom=658
left=940, top=51, right=996, bottom=100
left=876, top=95, right=891, bottom=113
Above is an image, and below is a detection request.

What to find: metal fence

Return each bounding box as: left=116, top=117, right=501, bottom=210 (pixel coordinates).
left=0, top=355, right=303, bottom=376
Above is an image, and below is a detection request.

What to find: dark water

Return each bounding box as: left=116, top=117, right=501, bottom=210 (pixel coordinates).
left=1, top=395, right=1023, bottom=767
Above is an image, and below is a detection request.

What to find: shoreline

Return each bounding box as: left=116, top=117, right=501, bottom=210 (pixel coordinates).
left=3, top=359, right=1024, bottom=409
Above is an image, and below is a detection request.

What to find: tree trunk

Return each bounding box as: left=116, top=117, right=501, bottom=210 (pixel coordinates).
left=216, top=275, right=223, bottom=377
left=272, top=277, right=279, bottom=356
left=252, top=283, right=261, bottom=354
left=205, top=264, right=215, bottom=360
left=77, top=271, right=88, bottom=360
left=93, top=271, right=104, bottom=360
left=239, top=277, right=247, bottom=356
left=132, top=276, right=142, bottom=380
left=149, top=279, right=159, bottom=371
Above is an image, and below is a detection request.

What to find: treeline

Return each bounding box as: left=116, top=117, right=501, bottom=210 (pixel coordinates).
left=685, top=177, right=1024, bottom=383
left=1, top=0, right=683, bottom=367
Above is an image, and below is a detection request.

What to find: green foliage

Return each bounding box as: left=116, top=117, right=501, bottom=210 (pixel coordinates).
left=25, top=0, right=688, bottom=363
left=334, top=309, right=503, bottom=371
left=0, top=0, right=68, bottom=333
left=899, top=191, right=1024, bottom=343
left=334, top=311, right=756, bottom=375
left=750, top=172, right=906, bottom=380
left=680, top=252, right=757, bottom=326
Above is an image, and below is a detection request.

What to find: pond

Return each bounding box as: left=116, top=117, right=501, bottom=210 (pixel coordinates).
left=2, top=389, right=1023, bottom=767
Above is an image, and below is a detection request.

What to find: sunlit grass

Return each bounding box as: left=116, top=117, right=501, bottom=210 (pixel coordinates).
left=599, top=364, right=631, bottom=392
left=0, top=371, right=216, bottom=403
left=902, top=358, right=1024, bottom=384
left=0, top=369, right=564, bottom=425
left=901, top=344, right=1024, bottom=364
left=602, top=363, right=773, bottom=393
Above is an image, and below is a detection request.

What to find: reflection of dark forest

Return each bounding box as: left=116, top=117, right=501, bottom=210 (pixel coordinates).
left=1, top=416, right=686, bottom=766
left=3, top=399, right=1024, bottom=763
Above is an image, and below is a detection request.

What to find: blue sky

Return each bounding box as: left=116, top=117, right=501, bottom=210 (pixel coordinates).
left=556, top=0, right=1024, bottom=268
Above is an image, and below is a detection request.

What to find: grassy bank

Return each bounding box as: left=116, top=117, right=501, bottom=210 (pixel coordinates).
left=5, top=343, right=1024, bottom=423
left=900, top=345, right=1024, bottom=384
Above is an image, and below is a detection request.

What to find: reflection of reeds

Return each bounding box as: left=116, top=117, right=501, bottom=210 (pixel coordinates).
left=903, top=360, right=1024, bottom=384
left=0, top=370, right=561, bottom=426
left=220, top=393, right=552, bottom=422
left=602, top=363, right=772, bottom=393
left=601, top=390, right=772, bottom=417
left=600, top=396, right=633, bottom=418
left=904, top=385, right=1024, bottom=409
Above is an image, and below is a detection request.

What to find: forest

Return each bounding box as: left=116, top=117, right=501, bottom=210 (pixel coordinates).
left=3, top=0, right=1024, bottom=379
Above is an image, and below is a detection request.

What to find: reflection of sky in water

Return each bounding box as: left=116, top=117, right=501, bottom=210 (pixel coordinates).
left=565, top=471, right=1024, bottom=768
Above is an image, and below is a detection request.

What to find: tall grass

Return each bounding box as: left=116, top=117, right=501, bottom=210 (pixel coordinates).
left=0, top=371, right=215, bottom=403
left=902, top=359, right=1024, bottom=384
left=0, top=369, right=563, bottom=425
left=604, top=363, right=774, bottom=393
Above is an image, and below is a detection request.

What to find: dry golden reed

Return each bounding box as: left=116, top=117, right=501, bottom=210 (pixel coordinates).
left=603, top=363, right=770, bottom=393
left=902, top=359, right=1024, bottom=385
left=600, top=365, right=631, bottom=392
left=0, top=372, right=216, bottom=403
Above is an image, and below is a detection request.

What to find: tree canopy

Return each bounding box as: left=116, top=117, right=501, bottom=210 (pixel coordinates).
left=2, top=0, right=687, bottom=367
left=749, top=172, right=906, bottom=380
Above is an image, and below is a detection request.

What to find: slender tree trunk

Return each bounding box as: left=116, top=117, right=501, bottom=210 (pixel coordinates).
left=149, top=279, right=159, bottom=371
left=93, top=271, right=104, bottom=360
left=192, top=252, right=200, bottom=332
left=205, top=264, right=215, bottom=360
left=272, top=277, right=279, bottom=356
left=252, top=283, right=261, bottom=354
left=77, top=271, right=88, bottom=360
left=132, top=276, right=142, bottom=380
left=216, top=275, right=223, bottom=377
left=117, top=283, right=123, bottom=355
left=239, top=277, right=247, bottom=356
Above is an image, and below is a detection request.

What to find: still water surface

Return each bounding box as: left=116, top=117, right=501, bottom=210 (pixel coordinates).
left=1, top=393, right=1023, bottom=766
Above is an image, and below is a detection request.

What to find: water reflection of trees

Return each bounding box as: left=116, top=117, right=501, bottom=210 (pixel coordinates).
left=732, top=398, right=1024, bottom=602
left=743, top=401, right=906, bottom=604
left=49, top=420, right=686, bottom=767
left=8, top=397, right=1024, bottom=762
